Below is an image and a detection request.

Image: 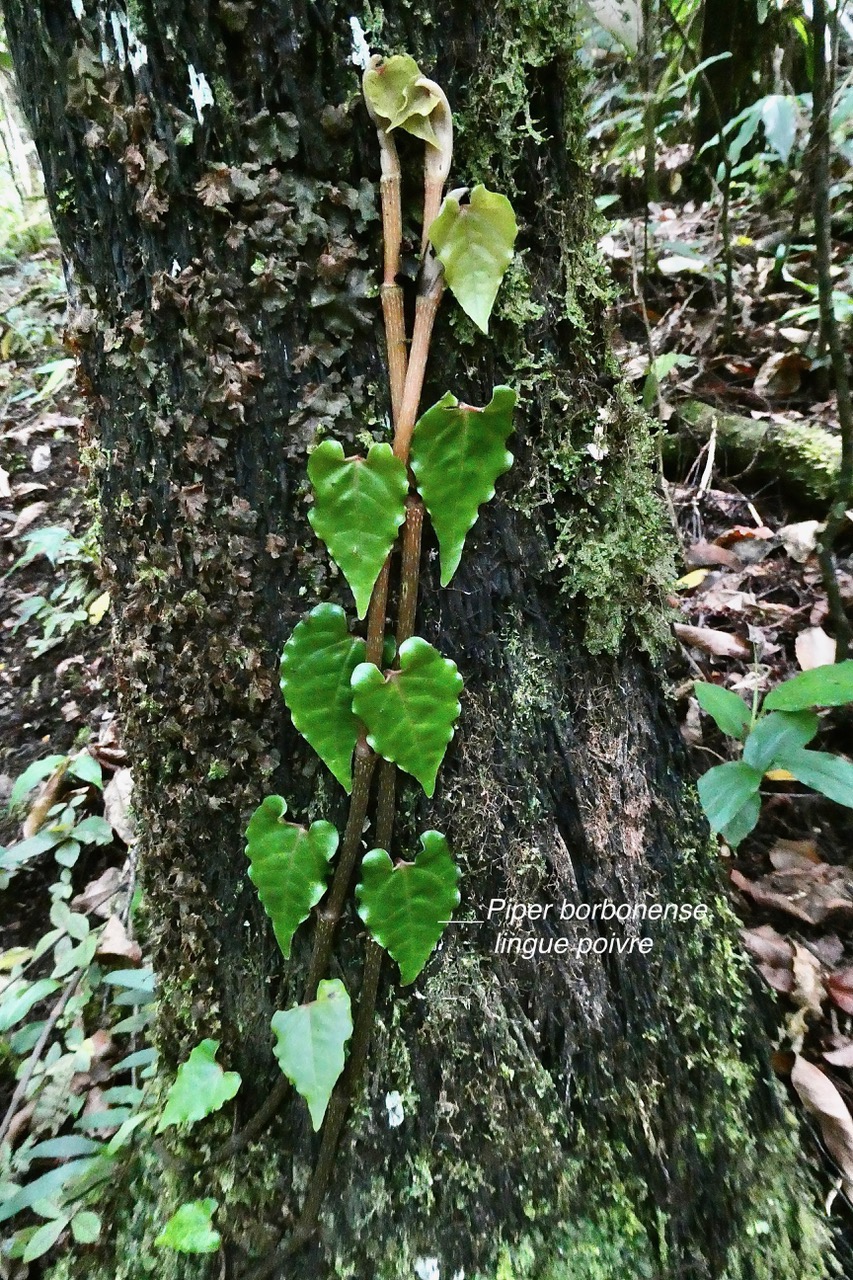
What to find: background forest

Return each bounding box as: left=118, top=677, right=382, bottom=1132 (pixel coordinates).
left=0, top=0, right=852, bottom=1276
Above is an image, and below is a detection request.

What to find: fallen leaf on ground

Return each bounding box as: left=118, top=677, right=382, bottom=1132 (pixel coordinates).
left=7, top=500, right=48, bottom=538
left=72, top=866, right=123, bottom=919
left=96, top=915, right=142, bottom=964
left=791, top=1055, right=853, bottom=1194
left=779, top=520, right=823, bottom=563
left=791, top=943, right=826, bottom=1017
left=828, top=968, right=853, bottom=1015
left=769, top=840, right=823, bottom=871
left=674, top=623, right=751, bottom=658
left=741, top=924, right=794, bottom=993
left=731, top=862, right=853, bottom=925
left=796, top=627, right=836, bottom=670
left=103, top=768, right=134, bottom=844
left=823, top=1042, right=853, bottom=1068
left=753, top=350, right=810, bottom=398
left=686, top=539, right=741, bottom=568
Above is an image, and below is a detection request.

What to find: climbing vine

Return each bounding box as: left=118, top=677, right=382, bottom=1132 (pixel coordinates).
left=156, top=49, right=518, bottom=1258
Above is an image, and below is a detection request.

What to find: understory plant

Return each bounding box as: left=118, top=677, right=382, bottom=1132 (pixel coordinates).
left=696, top=660, right=853, bottom=847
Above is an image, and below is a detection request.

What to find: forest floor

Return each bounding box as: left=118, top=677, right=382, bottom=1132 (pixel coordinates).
left=1, top=154, right=852, bottom=1266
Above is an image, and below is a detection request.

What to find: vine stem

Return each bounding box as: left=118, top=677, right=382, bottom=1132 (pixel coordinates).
left=392, top=252, right=444, bottom=462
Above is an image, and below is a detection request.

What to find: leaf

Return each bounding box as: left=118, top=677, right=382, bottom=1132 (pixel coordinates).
left=8, top=756, right=67, bottom=809
left=760, top=94, right=797, bottom=163
left=245, top=795, right=338, bottom=959
left=0, top=978, right=59, bottom=1032
left=307, top=440, right=408, bottom=619
left=280, top=604, right=366, bottom=792
left=697, top=760, right=763, bottom=834
left=720, top=792, right=761, bottom=849
left=694, top=682, right=751, bottom=739
left=22, top=1215, right=68, bottom=1263
left=351, top=638, right=463, bottom=797
left=743, top=710, right=819, bottom=773
left=363, top=54, right=442, bottom=146
left=790, top=1056, right=853, bottom=1193
left=771, top=749, right=853, bottom=809
left=765, top=661, right=853, bottom=711
left=673, top=624, right=750, bottom=659
left=70, top=1210, right=102, bottom=1244
left=73, top=815, right=114, bottom=846
left=271, top=978, right=352, bottom=1130
left=411, top=387, right=517, bottom=585
left=68, top=753, right=103, bottom=789
left=356, top=832, right=460, bottom=984
left=155, top=1200, right=221, bottom=1254
left=428, top=185, right=518, bottom=333
left=796, top=626, right=836, bottom=671
left=156, top=1040, right=241, bottom=1133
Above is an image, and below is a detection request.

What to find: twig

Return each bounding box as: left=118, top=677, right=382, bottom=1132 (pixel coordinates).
left=392, top=252, right=444, bottom=463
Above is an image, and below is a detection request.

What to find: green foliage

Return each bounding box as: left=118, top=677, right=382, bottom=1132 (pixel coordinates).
left=280, top=604, right=366, bottom=791
left=410, top=386, right=517, bottom=585
left=429, top=184, right=518, bottom=332
left=307, top=440, right=408, bottom=619
left=695, top=664, right=853, bottom=847
left=244, top=796, right=338, bottom=959
left=155, top=1200, right=221, bottom=1253
left=156, top=1039, right=241, bottom=1133
left=363, top=54, right=443, bottom=146
left=764, top=660, right=853, bottom=710
left=351, top=638, right=464, bottom=797
left=356, top=832, right=460, bottom=984
left=271, top=979, right=352, bottom=1130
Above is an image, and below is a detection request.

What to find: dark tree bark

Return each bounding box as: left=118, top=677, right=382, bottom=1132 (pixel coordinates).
left=1, top=2, right=832, bottom=1278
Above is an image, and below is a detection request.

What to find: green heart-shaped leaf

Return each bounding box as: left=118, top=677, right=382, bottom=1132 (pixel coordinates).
left=363, top=54, right=442, bottom=146
left=157, top=1040, right=241, bottom=1133
left=244, top=796, right=338, bottom=960
left=428, top=184, right=518, bottom=332
left=350, top=637, right=463, bottom=797
left=356, top=831, right=460, bottom=984
left=271, top=978, right=352, bottom=1130
left=411, top=386, right=517, bottom=585
left=280, top=604, right=366, bottom=791
left=308, top=440, right=408, bottom=619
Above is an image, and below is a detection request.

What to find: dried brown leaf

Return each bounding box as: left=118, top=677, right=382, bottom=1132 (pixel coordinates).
left=791, top=1055, right=853, bottom=1192
left=673, top=623, right=750, bottom=658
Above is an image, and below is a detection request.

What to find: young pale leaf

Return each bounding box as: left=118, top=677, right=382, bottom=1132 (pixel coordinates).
left=271, top=979, right=352, bottom=1130
left=428, top=185, right=518, bottom=332
left=719, top=792, right=762, bottom=849
left=743, top=710, right=819, bottom=773
left=22, top=1216, right=68, bottom=1264
left=363, top=54, right=442, bottom=146
left=155, top=1200, right=220, bottom=1254
left=70, top=1211, right=101, bottom=1244
left=308, top=441, right=408, bottom=619
left=411, top=387, right=516, bottom=585
left=8, top=756, right=67, bottom=809
left=765, top=660, right=853, bottom=711
left=156, top=1040, right=241, bottom=1133
left=697, top=760, right=763, bottom=833
left=280, top=604, right=366, bottom=792
left=244, top=796, right=338, bottom=959
left=351, top=638, right=463, bottom=797
left=356, top=832, right=460, bottom=984
left=771, top=748, right=853, bottom=808
left=694, top=682, right=751, bottom=739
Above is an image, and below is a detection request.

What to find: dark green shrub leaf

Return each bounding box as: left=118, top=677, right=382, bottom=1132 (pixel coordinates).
left=764, top=660, right=853, bottom=711
left=280, top=604, right=366, bottom=791
left=155, top=1200, right=220, bottom=1254
left=771, top=748, right=853, bottom=808
left=351, top=638, right=463, bottom=796
left=428, top=185, right=518, bottom=332
left=357, top=832, right=460, bottom=984
left=271, top=979, right=352, bottom=1130
left=363, top=54, right=442, bottom=146
left=307, top=441, right=408, bottom=619
left=719, top=792, right=761, bottom=848
left=697, top=760, right=763, bottom=833
left=694, top=682, right=751, bottom=739
left=411, top=387, right=516, bottom=585
left=245, top=795, right=338, bottom=959
left=743, top=710, right=819, bottom=773
left=156, top=1040, right=241, bottom=1133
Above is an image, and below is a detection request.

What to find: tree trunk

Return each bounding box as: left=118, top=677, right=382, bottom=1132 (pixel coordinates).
left=1, top=2, right=832, bottom=1277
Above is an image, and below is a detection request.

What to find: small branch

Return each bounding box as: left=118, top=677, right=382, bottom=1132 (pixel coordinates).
left=0, top=968, right=83, bottom=1147
left=812, top=0, right=853, bottom=658
left=417, top=80, right=453, bottom=254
